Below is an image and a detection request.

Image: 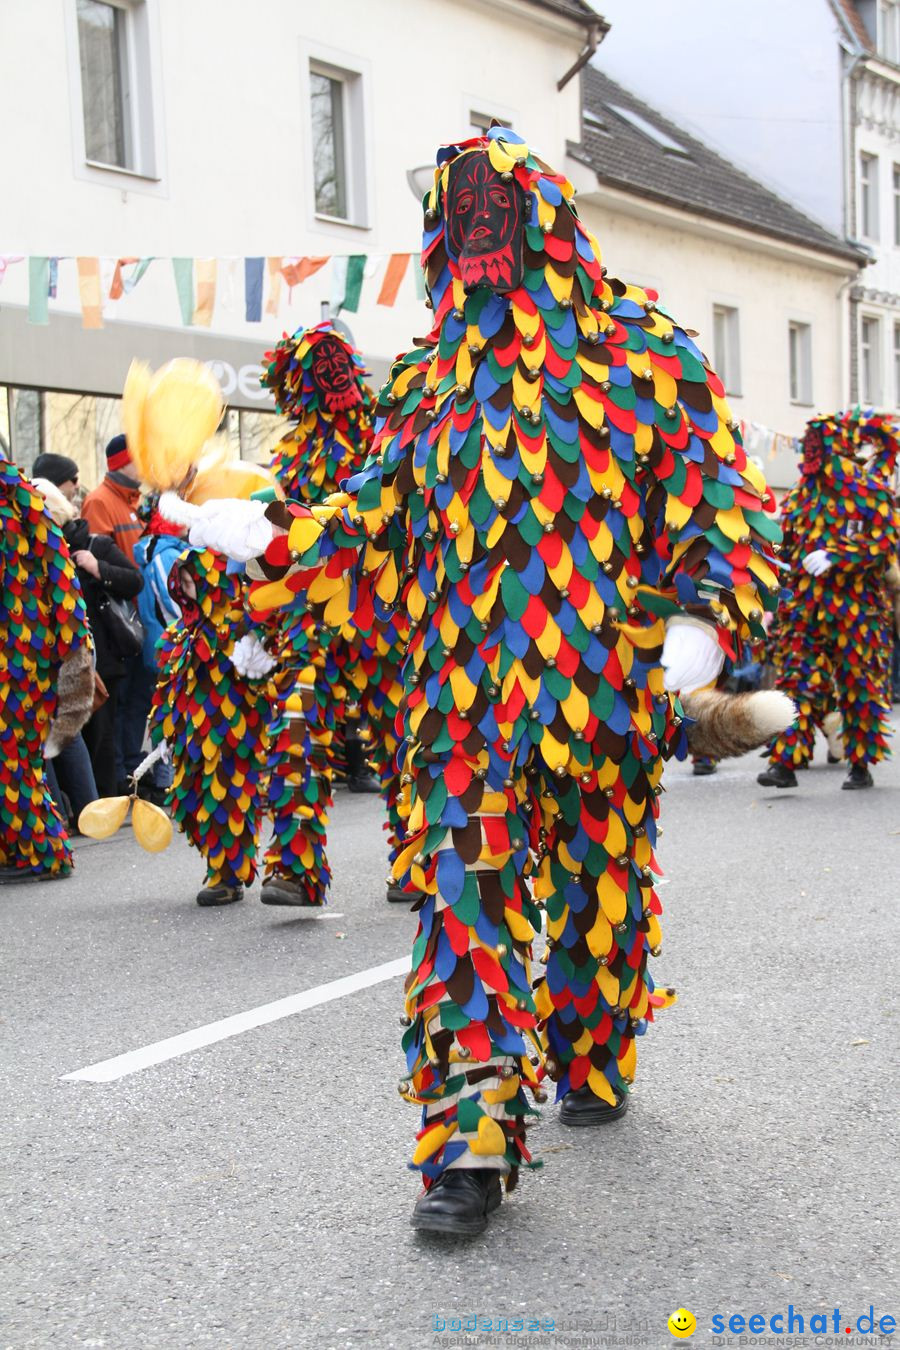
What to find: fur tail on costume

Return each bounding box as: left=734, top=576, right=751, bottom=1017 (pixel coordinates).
left=682, top=689, right=795, bottom=761
left=822, top=710, right=844, bottom=761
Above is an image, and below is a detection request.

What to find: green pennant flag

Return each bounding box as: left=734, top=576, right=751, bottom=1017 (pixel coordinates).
left=28, top=257, right=50, bottom=325
left=172, top=258, right=194, bottom=325
left=342, top=254, right=367, bottom=313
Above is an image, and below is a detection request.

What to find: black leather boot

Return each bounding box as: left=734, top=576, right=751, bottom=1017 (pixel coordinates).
left=757, top=762, right=798, bottom=789
left=559, top=1085, right=629, bottom=1126
left=387, top=883, right=425, bottom=903
left=842, top=764, right=873, bottom=790
left=260, top=874, right=318, bottom=906
left=196, top=880, right=244, bottom=906
left=411, top=1168, right=503, bottom=1236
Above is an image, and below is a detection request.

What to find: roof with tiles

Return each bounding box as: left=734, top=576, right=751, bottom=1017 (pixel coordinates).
left=571, top=65, right=865, bottom=263
left=829, top=0, right=874, bottom=50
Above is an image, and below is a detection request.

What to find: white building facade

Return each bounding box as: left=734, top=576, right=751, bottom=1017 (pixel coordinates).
left=1, top=0, right=597, bottom=479
left=0, top=0, right=864, bottom=491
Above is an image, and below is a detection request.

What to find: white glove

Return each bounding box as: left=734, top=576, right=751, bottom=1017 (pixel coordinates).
left=180, top=498, right=274, bottom=562
left=661, top=616, right=725, bottom=694
left=230, top=632, right=276, bottom=679
left=802, top=549, right=832, bottom=577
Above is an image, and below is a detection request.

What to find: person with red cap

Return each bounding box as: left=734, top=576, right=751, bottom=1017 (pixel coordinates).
left=81, top=435, right=143, bottom=565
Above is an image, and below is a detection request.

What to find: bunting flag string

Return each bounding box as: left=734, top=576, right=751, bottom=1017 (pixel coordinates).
left=3, top=251, right=425, bottom=328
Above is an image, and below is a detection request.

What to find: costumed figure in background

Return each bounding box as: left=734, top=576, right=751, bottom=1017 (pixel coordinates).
left=759, top=410, right=899, bottom=791
left=148, top=549, right=276, bottom=904
left=254, top=322, right=408, bottom=908
left=162, top=127, right=784, bottom=1236
left=0, top=459, right=91, bottom=882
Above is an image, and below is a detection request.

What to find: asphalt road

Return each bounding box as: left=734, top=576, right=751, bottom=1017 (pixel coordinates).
left=2, top=723, right=898, bottom=1350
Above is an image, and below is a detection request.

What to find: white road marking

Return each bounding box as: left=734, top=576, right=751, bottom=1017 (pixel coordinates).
left=62, top=955, right=409, bottom=1084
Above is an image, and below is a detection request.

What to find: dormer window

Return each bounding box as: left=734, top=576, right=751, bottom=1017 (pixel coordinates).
left=606, top=103, right=691, bottom=158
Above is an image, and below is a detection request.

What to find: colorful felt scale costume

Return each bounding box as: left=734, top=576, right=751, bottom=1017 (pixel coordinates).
left=179, top=128, right=782, bottom=1231
left=257, top=323, right=408, bottom=906
left=0, top=460, right=90, bottom=880
left=764, top=411, right=899, bottom=783
left=148, top=549, right=276, bottom=899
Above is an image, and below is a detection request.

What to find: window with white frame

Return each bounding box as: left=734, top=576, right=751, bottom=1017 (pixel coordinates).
left=76, top=0, right=155, bottom=175
left=789, top=322, right=813, bottom=404
left=860, top=152, right=880, bottom=239
left=712, top=304, right=741, bottom=395
left=878, top=0, right=900, bottom=62
left=309, top=60, right=367, bottom=226
left=469, top=110, right=512, bottom=135
left=894, top=163, right=900, bottom=245
left=861, top=316, right=882, bottom=404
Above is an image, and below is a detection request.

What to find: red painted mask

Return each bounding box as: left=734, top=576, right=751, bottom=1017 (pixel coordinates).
left=310, top=334, right=362, bottom=412
left=800, top=425, right=825, bottom=476
left=445, top=151, right=524, bottom=293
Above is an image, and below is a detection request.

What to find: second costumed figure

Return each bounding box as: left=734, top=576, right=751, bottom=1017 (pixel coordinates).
left=253, top=322, right=409, bottom=908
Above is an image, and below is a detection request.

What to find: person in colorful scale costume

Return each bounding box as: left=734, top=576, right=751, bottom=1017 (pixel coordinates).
left=148, top=548, right=276, bottom=905
left=0, top=459, right=91, bottom=883
left=256, top=322, right=408, bottom=907
left=758, top=410, right=899, bottom=792
left=182, top=127, right=782, bottom=1234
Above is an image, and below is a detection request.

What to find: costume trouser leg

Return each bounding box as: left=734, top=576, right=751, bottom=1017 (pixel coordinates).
left=1, top=720, right=72, bottom=876
left=769, top=647, right=833, bottom=768
left=358, top=672, right=406, bottom=876
left=399, top=752, right=542, bottom=1189
left=175, top=747, right=264, bottom=888
left=837, top=611, right=893, bottom=766
left=264, top=674, right=332, bottom=904
left=533, top=754, right=672, bottom=1103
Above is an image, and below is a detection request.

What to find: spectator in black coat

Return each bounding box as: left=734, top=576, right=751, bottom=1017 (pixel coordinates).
left=62, top=514, right=143, bottom=796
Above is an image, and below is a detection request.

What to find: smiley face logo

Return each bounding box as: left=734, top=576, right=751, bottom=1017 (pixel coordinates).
left=668, top=1308, right=697, bottom=1338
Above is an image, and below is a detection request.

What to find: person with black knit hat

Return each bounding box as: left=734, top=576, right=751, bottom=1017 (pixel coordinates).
left=31, top=453, right=80, bottom=502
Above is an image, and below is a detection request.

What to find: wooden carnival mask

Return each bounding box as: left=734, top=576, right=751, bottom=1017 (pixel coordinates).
left=445, top=150, right=524, bottom=293
left=310, top=333, right=363, bottom=412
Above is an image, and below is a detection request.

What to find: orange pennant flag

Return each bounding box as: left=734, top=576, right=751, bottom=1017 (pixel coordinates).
left=109, top=256, right=139, bottom=300
left=76, top=257, right=103, bottom=329
left=265, top=256, right=283, bottom=315
left=281, top=256, right=329, bottom=288
left=193, top=258, right=217, bottom=326
left=377, top=253, right=411, bottom=307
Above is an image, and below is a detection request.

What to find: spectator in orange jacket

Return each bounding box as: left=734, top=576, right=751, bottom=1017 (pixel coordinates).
left=81, top=435, right=143, bottom=564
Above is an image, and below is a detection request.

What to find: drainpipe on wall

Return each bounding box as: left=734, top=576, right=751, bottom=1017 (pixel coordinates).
left=842, top=48, right=866, bottom=402
left=557, top=20, right=608, bottom=91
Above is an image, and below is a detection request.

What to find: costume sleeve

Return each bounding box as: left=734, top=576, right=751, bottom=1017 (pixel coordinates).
left=640, top=324, right=782, bottom=639
left=246, top=475, right=381, bottom=624
left=824, top=501, right=900, bottom=570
